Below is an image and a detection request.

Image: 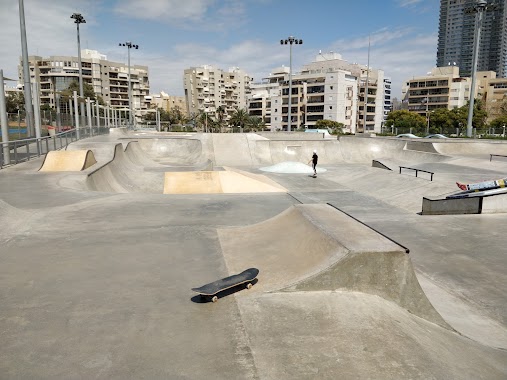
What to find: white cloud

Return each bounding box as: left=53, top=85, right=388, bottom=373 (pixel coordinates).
left=132, top=39, right=287, bottom=95
left=397, top=0, right=423, bottom=7
left=328, top=28, right=437, bottom=98
left=113, top=0, right=211, bottom=21
left=0, top=0, right=98, bottom=81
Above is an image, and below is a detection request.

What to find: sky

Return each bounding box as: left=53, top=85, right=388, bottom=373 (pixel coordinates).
left=0, top=0, right=440, bottom=99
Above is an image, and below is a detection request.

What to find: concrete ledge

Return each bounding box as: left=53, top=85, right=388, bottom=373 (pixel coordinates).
left=421, top=196, right=481, bottom=215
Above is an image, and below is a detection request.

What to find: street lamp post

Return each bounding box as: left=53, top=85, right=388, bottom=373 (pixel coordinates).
left=280, top=36, right=302, bottom=132
left=70, top=13, right=86, bottom=128
left=18, top=0, right=35, bottom=137
left=464, top=0, right=497, bottom=138
left=119, top=42, right=139, bottom=128
left=425, top=93, right=430, bottom=134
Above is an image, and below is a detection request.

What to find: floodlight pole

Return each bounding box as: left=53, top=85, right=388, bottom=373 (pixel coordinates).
left=280, top=36, right=303, bottom=132
left=71, top=13, right=86, bottom=129
left=465, top=0, right=496, bottom=138
left=119, top=42, right=139, bottom=128
left=19, top=0, right=35, bottom=137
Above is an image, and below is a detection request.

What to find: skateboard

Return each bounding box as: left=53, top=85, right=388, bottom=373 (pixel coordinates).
left=192, top=267, right=259, bottom=303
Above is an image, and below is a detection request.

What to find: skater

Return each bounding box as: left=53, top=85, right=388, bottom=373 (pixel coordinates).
left=456, top=177, right=507, bottom=191
left=308, top=150, right=318, bottom=176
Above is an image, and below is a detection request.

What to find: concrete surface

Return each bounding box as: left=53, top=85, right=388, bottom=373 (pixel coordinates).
left=1, top=129, right=506, bottom=379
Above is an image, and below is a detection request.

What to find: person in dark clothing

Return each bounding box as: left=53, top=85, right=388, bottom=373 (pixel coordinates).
left=308, top=150, right=318, bottom=176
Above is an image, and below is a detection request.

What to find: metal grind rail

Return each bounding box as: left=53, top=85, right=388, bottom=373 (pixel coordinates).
left=399, top=166, right=434, bottom=181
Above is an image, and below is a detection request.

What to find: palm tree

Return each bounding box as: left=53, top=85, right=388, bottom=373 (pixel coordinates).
left=248, top=116, right=265, bottom=132
left=216, top=106, right=226, bottom=133
left=229, top=108, right=249, bottom=133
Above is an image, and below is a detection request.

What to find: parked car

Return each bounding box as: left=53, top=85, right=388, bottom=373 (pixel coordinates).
left=424, top=134, right=448, bottom=139
left=396, top=133, right=421, bottom=138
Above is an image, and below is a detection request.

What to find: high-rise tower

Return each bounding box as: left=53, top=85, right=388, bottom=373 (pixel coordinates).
left=437, top=0, right=507, bottom=78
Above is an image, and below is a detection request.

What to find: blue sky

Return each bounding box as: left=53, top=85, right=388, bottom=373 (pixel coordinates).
left=0, top=0, right=440, bottom=98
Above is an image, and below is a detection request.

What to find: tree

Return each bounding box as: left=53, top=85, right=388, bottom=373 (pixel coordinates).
left=229, top=108, right=250, bottom=132
left=429, top=108, right=454, bottom=134
left=385, top=110, right=426, bottom=135
left=451, top=100, right=488, bottom=135
left=315, top=119, right=344, bottom=134
left=216, top=106, right=226, bottom=133
left=247, top=116, right=265, bottom=132
left=488, top=115, right=507, bottom=131
left=60, top=80, right=104, bottom=105
left=5, top=92, right=25, bottom=114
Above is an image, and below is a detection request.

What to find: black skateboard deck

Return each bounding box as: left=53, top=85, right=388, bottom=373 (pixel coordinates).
left=192, top=268, right=259, bottom=302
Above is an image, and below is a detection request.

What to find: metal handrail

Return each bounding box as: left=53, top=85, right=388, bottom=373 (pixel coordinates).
left=1, top=126, right=110, bottom=169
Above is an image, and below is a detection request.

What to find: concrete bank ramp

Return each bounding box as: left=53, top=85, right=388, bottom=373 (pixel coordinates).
left=218, top=204, right=448, bottom=328
left=136, top=136, right=211, bottom=165
left=39, top=150, right=97, bottom=172
left=338, top=136, right=451, bottom=164
left=86, top=143, right=164, bottom=193
left=238, top=291, right=507, bottom=379
left=432, top=140, right=507, bottom=157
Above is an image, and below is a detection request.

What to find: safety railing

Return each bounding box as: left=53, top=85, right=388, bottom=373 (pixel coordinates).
left=0, top=126, right=110, bottom=169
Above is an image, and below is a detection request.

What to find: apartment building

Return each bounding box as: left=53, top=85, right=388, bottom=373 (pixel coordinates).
left=299, top=52, right=384, bottom=133
left=247, top=67, right=286, bottom=130
left=402, top=66, right=502, bottom=121
left=437, top=0, right=507, bottom=78
left=482, top=74, right=507, bottom=120
left=383, top=78, right=393, bottom=124
left=18, top=49, right=150, bottom=120
left=145, top=91, right=188, bottom=117
left=247, top=52, right=385, bottom=133
left=183, top=65, right=252, bottom=123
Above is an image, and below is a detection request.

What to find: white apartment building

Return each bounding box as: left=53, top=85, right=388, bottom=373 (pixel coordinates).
left=18, top=49, right=150, bottom=120
left=383, top=78, right=393, bottom=124
left=247, top=52, right=386, bottom=133
left=183, top=65, right=252, bottom=122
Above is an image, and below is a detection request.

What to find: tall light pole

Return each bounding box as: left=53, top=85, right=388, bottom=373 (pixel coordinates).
left=19, top=0, right=35, bottom=137
left=464, top=0, right=497, bottom=137
left=280, top=36, right=302, bottom=132
left=119, top=42, right=139, bottom=127
left=425, top=91, right=430, bottom=134
left=71, top=13, right=86, bottom=127
left=363, top=35, right=371, bottom=133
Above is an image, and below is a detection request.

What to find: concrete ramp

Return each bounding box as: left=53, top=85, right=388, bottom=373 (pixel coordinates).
left=86, top=144, right=165, bottom=193
left=163, top=170, right=287, bottom=194
left=39, top=150, right=97, bottom=172
left=218, top=204, right=448, bottom=327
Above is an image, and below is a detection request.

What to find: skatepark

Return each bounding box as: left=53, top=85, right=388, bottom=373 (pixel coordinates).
left=1, top=129, right=507, bottom=379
